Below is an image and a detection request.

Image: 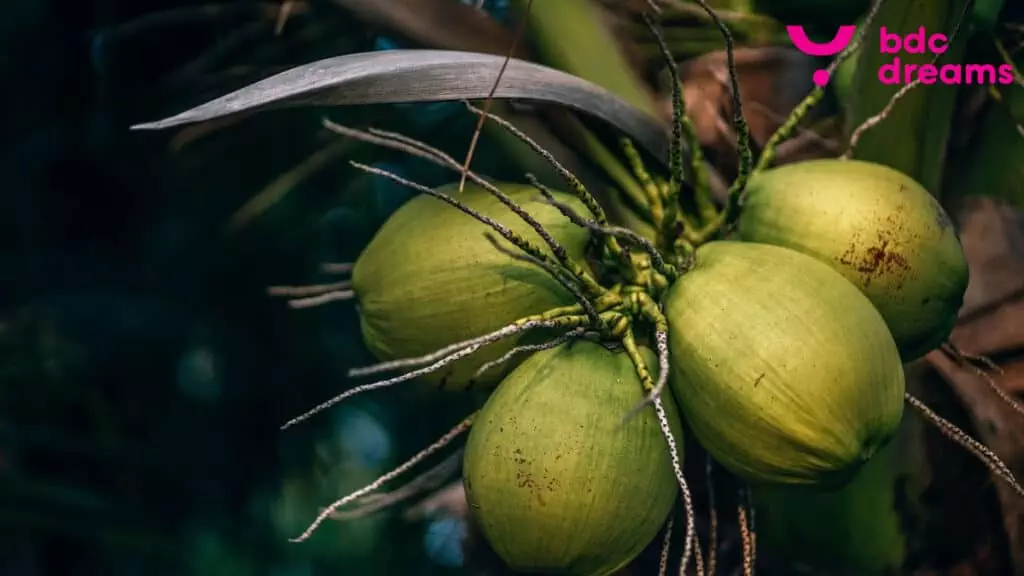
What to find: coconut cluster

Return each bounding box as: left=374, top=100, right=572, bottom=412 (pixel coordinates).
left=306, top=149, right=965, bottom=573
left=128, top=0, right=1024, bottom=570
left=265, top=11, right=1018, bottom=576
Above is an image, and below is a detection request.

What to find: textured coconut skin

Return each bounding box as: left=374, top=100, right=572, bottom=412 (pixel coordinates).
left=664, top=241, right=905, bottom=487
left=353, top=182, right=593, bottom=390
left=462, top=340, right=682, bottom=575
left=736, top=159, right=969, bottom=360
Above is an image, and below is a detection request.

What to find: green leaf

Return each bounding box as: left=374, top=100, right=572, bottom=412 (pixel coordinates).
left=846, top=0, right=970, bottom=195
left=508, top=0, right=658, bottom=118
left=952, top=86, right=1024, bottom=209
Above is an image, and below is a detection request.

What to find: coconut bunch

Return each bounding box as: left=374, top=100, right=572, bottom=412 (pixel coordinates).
left=132, top=1, right=1024, bottom=574
left=254, top=11, right=1022, bottom=576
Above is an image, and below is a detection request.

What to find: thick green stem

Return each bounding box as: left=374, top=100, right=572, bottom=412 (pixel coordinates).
left=622, top=327, right=657, bottom=392
left=755, top=87, right=827, bottom=173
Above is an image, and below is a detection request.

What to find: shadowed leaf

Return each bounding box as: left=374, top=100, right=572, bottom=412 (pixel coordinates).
left=130, top=49, right=673, bottom=169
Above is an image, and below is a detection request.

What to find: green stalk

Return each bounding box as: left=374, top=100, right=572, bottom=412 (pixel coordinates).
left=482, top=102, right=587, bottom=190
left=506, top=0, right=665, bottom=239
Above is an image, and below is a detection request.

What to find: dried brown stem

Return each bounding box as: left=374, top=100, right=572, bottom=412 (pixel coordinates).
left=457, top=0, right=533, bottom=193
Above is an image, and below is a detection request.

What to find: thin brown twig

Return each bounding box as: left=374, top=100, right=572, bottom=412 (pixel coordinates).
left=457, top=0, right=534, bottom=194
left=275, top=0, right=297, bottom=34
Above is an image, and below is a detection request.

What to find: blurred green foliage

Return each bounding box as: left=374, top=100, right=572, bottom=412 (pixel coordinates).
left=0, top=1, right=499, bottom=574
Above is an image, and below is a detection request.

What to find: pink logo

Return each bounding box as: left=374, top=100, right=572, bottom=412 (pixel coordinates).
left=786, top=25, right=857, bottom=87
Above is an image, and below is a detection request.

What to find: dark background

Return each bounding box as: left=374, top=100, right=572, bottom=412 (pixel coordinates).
left=1, top=2, right=494, bottom=574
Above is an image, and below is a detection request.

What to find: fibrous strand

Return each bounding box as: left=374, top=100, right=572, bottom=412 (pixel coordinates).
left=281, top=339, right=490, bottom=430
left=526, top=174, right=676, bottom=278
left=461, top=101, right=611, bottom=227
left=349, top=161, right=568, bottom=281
left=472, top=327, right=593, bottom=377
left=284, top=290, right=355, bottom=309
left=289, top=415, right=474, bottom=542
left=325, top=119, right=592, bottom=289
left=349, top=315, right=583, bottom=378
left=327, top=448, right=463, bottom=521
left=267, top=280, right=351, bottom=297
left=659, top=515, right=674, bottom=576
left=482, top=232, right=600, bottom=325
left=653, top=395, right=697, bottom=575
left=705, top=455, right=718, bottom=576
left=845, top=0, right=970, bottom=158
left=906, top=393, right=1024, bottom=497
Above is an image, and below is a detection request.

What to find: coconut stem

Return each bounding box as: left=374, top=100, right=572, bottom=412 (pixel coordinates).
left=942, top=341, right=1003, bottom=374
left=622, top=294, right=672, bottom=421
left=621, top=328, right=698, bottom=575
left=459, top=102, right=609, bottom=226
left=905, top=393, right=1024, bottom=497
left=283, top=337, right=490, bottom=429
left=526, top=174, right=678, bottom=281
left=639, top=12, right=715, bottom=236
left=746, top=486, right=757, bottom=568
left=687, top=1, right=753, bottom=213
left=756, top=0, right=882, bottom=170
left=619, top=137, right=668, bottom=228
left=622, top=327, right=657, bottom=393
left=289, top=414, right=474, bottom=542
left=459, top=101, right=630, bottom=259
left=326, top=120, right=603, bottom=295
left=349, top=160, right=602, bottom=297
left=654, top=0, right=759, bottom=247
left=349, top=126, right=592, bottom=280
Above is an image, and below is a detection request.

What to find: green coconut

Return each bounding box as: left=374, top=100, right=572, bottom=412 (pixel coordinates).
left=353, top=182, right=593, bottom=390
left=664, top=241, right=905, bottom=487
left=736, top=159, right=969, bottom=360
left=463, top=340, right=682, bottom=575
